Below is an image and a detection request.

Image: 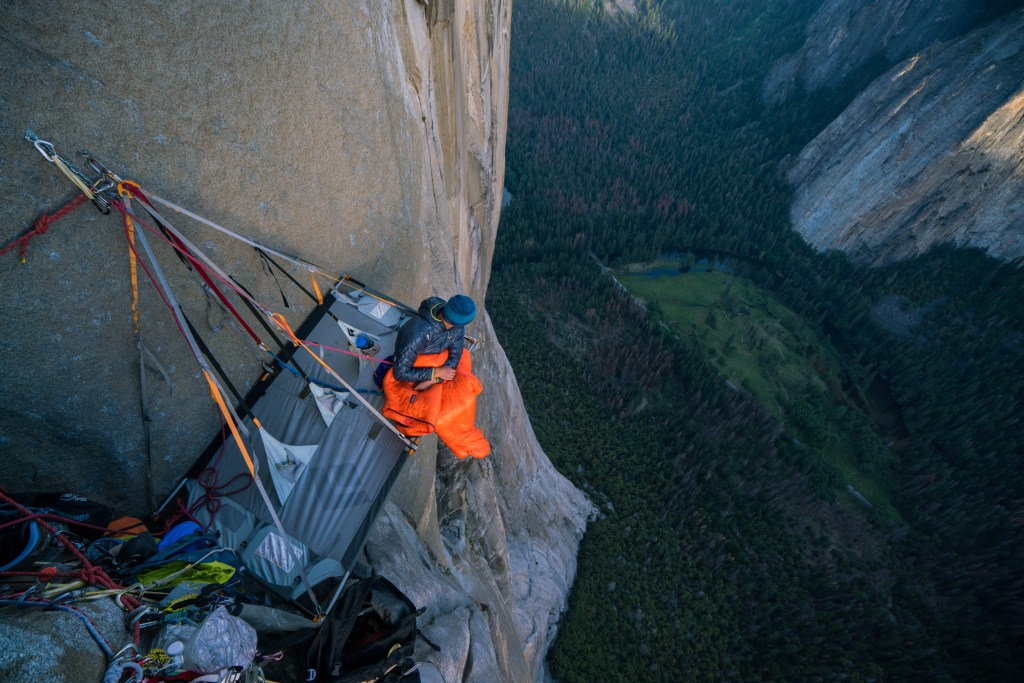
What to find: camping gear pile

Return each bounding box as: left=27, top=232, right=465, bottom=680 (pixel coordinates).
left=1, top=134, right=452, bottom=682
left=0, top=489, right=432, bottom=681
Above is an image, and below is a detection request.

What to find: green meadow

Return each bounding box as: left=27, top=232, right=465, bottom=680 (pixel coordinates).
left=617, top=259, right=901, bottom=521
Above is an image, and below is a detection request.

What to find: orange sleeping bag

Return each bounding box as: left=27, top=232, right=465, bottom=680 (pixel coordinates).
left=382, top=349, right=491, bottom=459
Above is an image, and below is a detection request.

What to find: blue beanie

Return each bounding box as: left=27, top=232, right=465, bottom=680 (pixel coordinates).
left=444, top=294, right=476, bottom=325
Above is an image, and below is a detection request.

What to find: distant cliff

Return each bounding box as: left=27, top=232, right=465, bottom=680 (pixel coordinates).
left=784, top=7, right=1024, bottom=264
left=0, top=2, right=593, bottom=682
left=762, top=0, right=1014, bottom=106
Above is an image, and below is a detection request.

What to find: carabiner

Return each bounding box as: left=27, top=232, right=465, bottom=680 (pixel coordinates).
left=24, top=130, right=57, bottom=163
left=128, top=604, right=162, bottom=629
left=111, top=642, right=138, bottom=663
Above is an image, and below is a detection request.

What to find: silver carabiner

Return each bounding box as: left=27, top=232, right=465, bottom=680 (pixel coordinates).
left=128, top=604, right=161, bottom=629
left=25, top=130, right=57, bottom=162
left=80, top=148, right=123, bottom=183
left=112, top=642, right=138, bottom=663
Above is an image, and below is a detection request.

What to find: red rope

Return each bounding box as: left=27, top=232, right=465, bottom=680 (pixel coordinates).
left=0, top=491, right=139, bottom=610
left=0, top=570, right=83, bottom=580
left=112, top=187, right=264, bottom=344
left=0, top=510, right=144, bottom=536
left=2, top=194, right=88, bottom=262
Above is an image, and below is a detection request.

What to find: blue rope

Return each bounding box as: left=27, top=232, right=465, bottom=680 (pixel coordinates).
left=103, top=659, right=142, bottom=683
left=0, top=599, right=115, bottom=659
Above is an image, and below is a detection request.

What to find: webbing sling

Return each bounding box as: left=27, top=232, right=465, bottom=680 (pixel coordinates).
left=183, top=314, right=251, bottom=421
left=230, top=276, right=290, bottom=353
left=122, top=201, right=247, bottom=436
left=120, top=189, right=172, bottom=507
left=124, top=200, right=320, bottom=610
left=124, top=189, right=264, bottom=348
left=124, top=183, right=413, bottom=453
left=256, top=248, right=317, bottom=305
left=146, top=191, right=327, bottom=278
left=145, top=189, right=414, bottom=316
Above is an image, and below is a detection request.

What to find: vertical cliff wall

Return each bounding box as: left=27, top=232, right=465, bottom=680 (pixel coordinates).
left=762, top=0, right=1014, bottom=106
left=0, top=1, right=593, bottom=681
left=786, top=8, right=1024, bottom=264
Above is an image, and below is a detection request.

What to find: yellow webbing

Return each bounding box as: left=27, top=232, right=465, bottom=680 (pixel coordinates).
left=118, top=184, right=141, bottom=334
left=53, top=155, right=95, bottom=199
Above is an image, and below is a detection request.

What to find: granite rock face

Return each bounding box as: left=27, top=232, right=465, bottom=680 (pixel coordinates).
left=0, top=1, right=593, bottom=681
left=763, top=0, right=1003, bottom=106
left=786, top=8, right=1024, bottom=265
left=368, top=312, right=595, bottom=683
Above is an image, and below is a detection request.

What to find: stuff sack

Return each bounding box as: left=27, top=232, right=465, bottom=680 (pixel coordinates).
left=29, top=491, right=113, bottom=538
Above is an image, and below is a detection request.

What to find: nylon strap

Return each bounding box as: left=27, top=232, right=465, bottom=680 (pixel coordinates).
left=184, top=313, right=254, bottom=422
left=271, top=313, right=414, bottom=449
left=145, top=191, right=326, bottom=276
left=125, top=183, right=414, bottom=318
left=203, top=371, right=320, bottom=611
left=230, top=276, right=289, bottom=353
left=52, top=155, right=95, bottom=199
left=255, top=247, right=319, bottom=304
left=310, top=273, right=324, bottom=305
left=256, top=249, right=291, bottom=308
left=121, top=200, right=249, bottom=439
left=120, top=186, right=154, bottom=505
left=143, top=188, right=410, bottom=314
left=127, top=195, right=264, bottom=348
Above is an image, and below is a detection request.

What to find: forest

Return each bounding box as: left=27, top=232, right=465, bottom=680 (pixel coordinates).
left=488, top=1, right=1024, bottom=681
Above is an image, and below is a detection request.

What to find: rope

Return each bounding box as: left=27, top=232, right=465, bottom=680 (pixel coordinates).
left=182, top=416, right=252, bottom=528
left=1, top=194, right=88, bottom=262
left=0, top=599, right=115, bottom=659
left=0, top=510, right=142, bottom=537
left=103, top=659, right=143, bottom=683
left=301, top=340, right=392, bottom=365
left=0, top=499, right=140, bottom=616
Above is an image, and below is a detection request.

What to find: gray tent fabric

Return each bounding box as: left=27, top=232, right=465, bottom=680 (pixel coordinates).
left=185, top=288, right=413, bottom=598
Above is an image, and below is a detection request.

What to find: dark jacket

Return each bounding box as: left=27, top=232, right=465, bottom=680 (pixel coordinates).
left=391, top=297, right=465, bottom=383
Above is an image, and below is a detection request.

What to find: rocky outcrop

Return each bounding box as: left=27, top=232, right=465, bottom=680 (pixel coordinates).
left=0, top=1, right=593, bottom=681
left=786, top=8, right=1024, bottom=265
left=368, top=311, right=594, bottom=683
left=763, top=0, right=1004, bottom=106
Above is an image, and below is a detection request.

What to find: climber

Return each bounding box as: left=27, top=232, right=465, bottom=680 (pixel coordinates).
left=393, top=294, right=476, bottom=389
left=382, top=295, right=491, bottom=458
